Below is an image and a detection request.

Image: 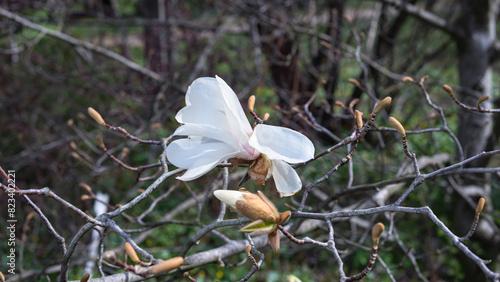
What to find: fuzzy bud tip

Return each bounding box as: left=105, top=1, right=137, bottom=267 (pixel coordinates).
left=334, top=101, right=346, bottom=108
left=248, top=95, right=256, bottom=112
left=347, top=78, right=361, bottom=88
left=420, top=75, right=429, bottom=83
left=80, top=273, right=90, bottom=282
left=477, top=96, right=490, bottom=108
left=388, top=117, right=406, bottom=136
left=96, top=135, right=105, bottom=149
left=263, top=113, right=270, bottom=121
left=442, top=84, right=454, bottom=96
left=354, top=110, right=363, bottom=128
left=372, top=222, right=385, bottom=243
left=124, top=242, right=140, bottom=263
left=149, top=257, right=184, bottom=274
left=476, top=197, right=486, bottom=213
left=88, top=107, right=106, bottom=125
left=245, top=245, right=252, bottom=255
left=401, top=76, right=414, bottom=83
left=81, top=195, right=92, bottom=201
left=373, top=97, right=392, bottom=114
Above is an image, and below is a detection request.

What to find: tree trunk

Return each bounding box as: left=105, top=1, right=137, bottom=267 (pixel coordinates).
left=456, top=0, right=498, bottom=165
left=453, top=1, right=500, bottom=279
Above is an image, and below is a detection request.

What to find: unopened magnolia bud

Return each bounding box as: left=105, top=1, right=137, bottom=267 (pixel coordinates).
left=334, top=101, right=346, bottom=108
left=388, top=117, right=406, bottom=136
left=349, top=98, right=359, bottom=108
left=80, top=273, right=90, bottom=282
left=347, top=78, right=361, bottom=88
left=442, top=84, right=454, bottom=96
left=67, top=119, right=74, bottom=127
left=401, top=76, right=414, bottom=83
left=373, top=97, right=392, bottom=114
left=88, top=107, right=106, bottom=125
left=81, top=195, right=92, bottom=201
left=372, top=222, right=385, bottom=244
left=354, top=110, right=363, bottom=128
left=263, top=113, right=270, bottom=121
left=70, top=142, right=78, bottom=151
left=477, top=96, right=490, bottom=108
left=420, top=75, right=429, bottom=83
left=248, top=95, right=256, bottom=112
left=476, top=197, right=486, bottom=213
left=149, top=257, right=184, bottom=274
left=278, top=210, right=291, bottom=225
left=124, top=242, right=140, bottom=263
left=245, top=245, right=252, bottom=255
left=120, top=147, right=130, bottom=159
left=0, top=271, right=5, bottom=282
left=96, top=135, right=105, bottom=149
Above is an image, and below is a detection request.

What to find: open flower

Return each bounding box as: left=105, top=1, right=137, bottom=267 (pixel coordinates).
left=214, top=189, right=291, bottom=252
left=166, top=76, right=314, bottom=197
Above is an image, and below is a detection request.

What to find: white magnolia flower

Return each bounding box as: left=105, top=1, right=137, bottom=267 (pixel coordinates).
left=166, top=76, right=314, bottom=197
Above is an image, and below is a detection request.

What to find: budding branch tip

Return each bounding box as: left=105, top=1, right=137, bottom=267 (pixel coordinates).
left=248, top=95, right=256, bottom=112
left=476, top=197, right=485, bottom=213
left=373, top=97, right=392, bottom=114
left=124, top=242, right=140, bottom=263
left=477, top=96, right=490, bottom=108
left=388, top=117, right=406, bottom=136
left=401, top=76, right=414, bottom=83
left=372, top=222, right=385, bottom=244
left=88, top=107, right=106, bottom=125
left=442, top=84, right=454, bottom=96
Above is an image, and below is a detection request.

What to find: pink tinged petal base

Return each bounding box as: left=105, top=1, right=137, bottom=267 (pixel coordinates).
left=249, top=124, right=314, bottom=164
left=166, top=137, right=238, bottom=181
left=270, top=159, right=302, bottom=197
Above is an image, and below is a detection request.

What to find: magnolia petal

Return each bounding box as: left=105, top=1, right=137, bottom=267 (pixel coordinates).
left=173, top=123, right=240, bottom=151
left=213, top=190, right=246, bottom=209
left=166, top=138, right=238, bottom=181
left=270, top=160, right=302, bottom=197
left=249, top=124, right=314, bottom=163
left=183, top=77, right=226, bottom=112
left=175, top=104, right=231, bottom=133
left=215, top=76, right=253, bottom=136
